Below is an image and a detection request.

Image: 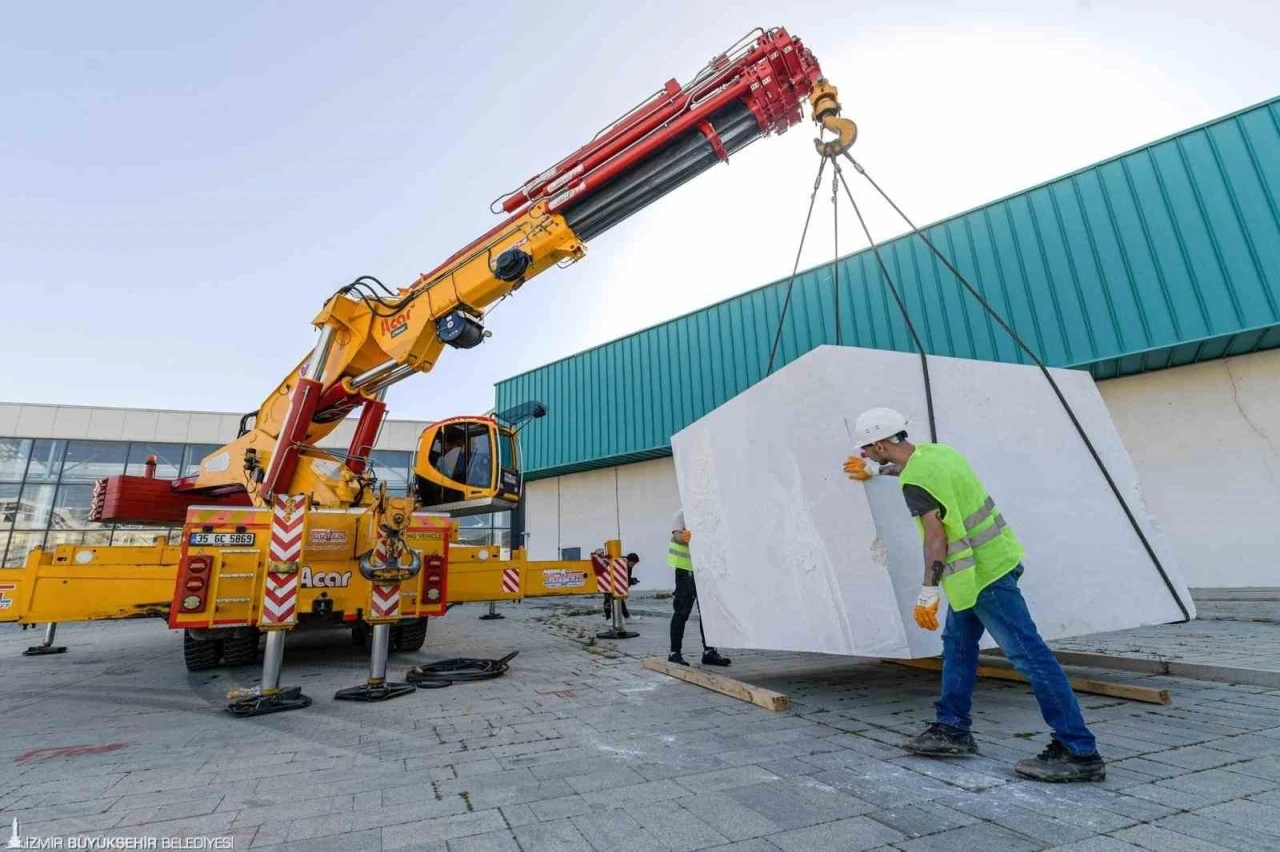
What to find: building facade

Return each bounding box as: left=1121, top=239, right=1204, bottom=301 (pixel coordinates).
left=498, top=96, right=1280, bottom=590
left=0, top=403, right=512, bottom=568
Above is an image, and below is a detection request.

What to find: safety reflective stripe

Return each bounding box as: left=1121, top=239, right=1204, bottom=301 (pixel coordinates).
left=941, top=555, right=976, bottom=576
left=944, top=503, right=1008, bottom=563
left=968, top=514, right=1008, bottom=549
left=963, top=496, right=997, bottom=530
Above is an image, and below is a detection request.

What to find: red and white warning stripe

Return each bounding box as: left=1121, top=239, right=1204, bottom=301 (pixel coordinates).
left=608, top=558, right=629, bottom=598
left=590, top=551, right=610, bottom=594
left=370, top=584, right=401, bottom=620
left=260, top=571, right=298, bottom=626
left=501, top=568, right=520, bottom=594
left=270, top=494, right=305, bottom=564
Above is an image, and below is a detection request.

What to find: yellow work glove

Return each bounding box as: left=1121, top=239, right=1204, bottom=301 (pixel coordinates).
left=913, top=586, right=941, bottom=631
left=843, top=454, right=879, bottom=481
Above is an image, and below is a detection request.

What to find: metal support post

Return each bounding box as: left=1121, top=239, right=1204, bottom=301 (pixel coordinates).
left=479, top=600, right=505, bottom=620
left=261, top=630, right=285, bottom=691
left=226, top=629, right=312, bottom=716
left=596, top=544, right=638, bottom=640
left=227, top=493, right=313, bottom=717
left=335, top=618, right=416, bottom=702
left=23, top=623, right=68, bottom=656
left=596, top=598, right=638, bottom=640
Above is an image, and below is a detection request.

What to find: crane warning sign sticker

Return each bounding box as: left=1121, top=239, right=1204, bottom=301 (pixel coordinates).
left=542, top=570, right=587, bottom=589
left=308, top=529, right=349, bottom=551
left=0, top=582, right=15, bottom=610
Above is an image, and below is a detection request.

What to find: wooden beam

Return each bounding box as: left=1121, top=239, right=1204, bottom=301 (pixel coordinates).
left=642, top=657, right=789, bottom=711
left=885, top=658, right=1172, bottom=706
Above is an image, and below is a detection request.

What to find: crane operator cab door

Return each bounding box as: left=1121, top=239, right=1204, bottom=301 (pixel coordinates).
left=413, top=417, right=521, bottom=517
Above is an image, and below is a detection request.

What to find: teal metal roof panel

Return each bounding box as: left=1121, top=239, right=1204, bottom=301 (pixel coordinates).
left=499, top=96, right=1280, bottom=479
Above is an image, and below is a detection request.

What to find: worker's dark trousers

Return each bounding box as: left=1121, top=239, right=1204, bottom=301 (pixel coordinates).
left=670, top=569, right=707, bottom=655
left=937, top=564, right=1098, bottom=756
left=603, top=594, right=630, bottom=619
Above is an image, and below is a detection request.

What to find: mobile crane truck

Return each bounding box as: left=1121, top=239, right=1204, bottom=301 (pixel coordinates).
left=0, top=26, right=855, bottom=716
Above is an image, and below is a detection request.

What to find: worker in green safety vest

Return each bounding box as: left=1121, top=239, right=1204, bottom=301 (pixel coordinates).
left=845, top=407, right=1106, bottom=783
left=667, top=510, right=730, bottom=668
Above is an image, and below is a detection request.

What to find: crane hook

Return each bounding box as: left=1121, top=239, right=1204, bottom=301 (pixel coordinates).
left=809, top=79, right=857, bottom=158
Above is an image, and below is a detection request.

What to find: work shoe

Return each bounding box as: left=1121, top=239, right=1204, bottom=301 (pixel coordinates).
left=1015, top=740, right=1106, bottom=783
left=701, top=649, right=731, bottom=667
left=668, top=652, right=690, bottom=666
left=902, top=722, right=979, bottom=757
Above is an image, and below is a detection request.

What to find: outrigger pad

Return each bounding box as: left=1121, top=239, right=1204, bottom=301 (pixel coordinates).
left=596, top=628, right=639, bottom=639
left=334, top=681, right=416, bottom=702
left=225, top=686, right=313, bottom=717
left=22, top=645, right=68, bottom=656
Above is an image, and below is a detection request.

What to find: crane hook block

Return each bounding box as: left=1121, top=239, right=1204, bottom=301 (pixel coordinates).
left=809, top=79, right=857, bottom=158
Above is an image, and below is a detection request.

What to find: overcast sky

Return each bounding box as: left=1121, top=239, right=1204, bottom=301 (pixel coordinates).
left=1, top=1, right=1275, bottom=422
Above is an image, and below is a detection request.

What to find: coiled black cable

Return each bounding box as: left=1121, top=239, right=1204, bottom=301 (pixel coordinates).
left=405, top=651, right=519, bottom=689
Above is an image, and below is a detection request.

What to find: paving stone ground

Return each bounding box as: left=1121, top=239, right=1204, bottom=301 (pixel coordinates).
left=2, top=593, right=1279, bottom=851
left=1051, top=600, right=1280, bottom=677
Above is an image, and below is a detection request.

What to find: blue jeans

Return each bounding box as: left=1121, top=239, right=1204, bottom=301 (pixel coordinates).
left=936, top=565, right=1098, bottom=756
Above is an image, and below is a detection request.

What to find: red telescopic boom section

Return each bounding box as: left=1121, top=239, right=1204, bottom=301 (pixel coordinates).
left=497, top=28, right=822, bottom=217
left=417, top=27, right=825, bottom=285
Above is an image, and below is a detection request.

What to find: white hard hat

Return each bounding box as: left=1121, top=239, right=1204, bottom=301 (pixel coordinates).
left=673, top=509, right=686, bottom=531
left=853, top=407, right=909, bottom=446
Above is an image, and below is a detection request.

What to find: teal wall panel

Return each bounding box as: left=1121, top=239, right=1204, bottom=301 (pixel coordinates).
left=498, top=97, right=1280, bottom=478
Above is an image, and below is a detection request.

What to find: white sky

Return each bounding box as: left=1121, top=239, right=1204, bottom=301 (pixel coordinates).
left=1, top=1, right=1275, bottom=420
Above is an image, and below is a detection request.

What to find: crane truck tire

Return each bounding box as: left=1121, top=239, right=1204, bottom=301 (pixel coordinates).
left=222, top=629, right=261, bottom=666
left=394, top=618, right=428, bottom=653
left=183, top=630, right=221, bottom=672
left=353, top=619, right=428, bottom=652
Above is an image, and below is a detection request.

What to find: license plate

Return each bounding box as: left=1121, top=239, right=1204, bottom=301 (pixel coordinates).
left=188, top=532, right=256, bottom=547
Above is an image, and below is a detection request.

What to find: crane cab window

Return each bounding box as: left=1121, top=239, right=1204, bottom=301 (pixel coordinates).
left=466, top=428, right=492, bottom=488
left=498, top=430, right=515, bottom=471
left=418, top=421, right=498, bottom=510
left=427, top=422, right=493, bottom=488
left=429, top=424, right=470, bottom=485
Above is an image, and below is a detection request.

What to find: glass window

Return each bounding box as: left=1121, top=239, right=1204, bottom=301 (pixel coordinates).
left=494, top=529, right=512, bottom=549
left=62, top=441, right=127, bottom=481
left=182, top=444, right=222, bottom=477
left=498, top=431, right=514, bottom=470
left=0, top=484, right=19, bottom=528
left=14, top=484, right=55, bottom=529
left=167, top=528, right=185, bottom=546
left=3, top=531, right=44, bottom=568
left=369, top=450, right=411, bottom=493
left=456, top=527, right=491, bottom=547
left=560, top=546, right=581, bottom=561
left=52, top=484, right=103, bottom=530
left=45, top=531, right=84, bottom=549
left=492, top=511, right=512, bottom=530
left=126, top=443, right=183, bottom=479
left=430, top=424, right=469, bottom=484
left=25, top=440, right=66, bottom=482
left=111, top=528, right=168, bottom=547
left=457, top=513, right=490, bottom=530
left=0, top=438, right=32, bottom=481
left=466, top=426, right=492, bottom=488
left=83, top=530, right=112, bottom=547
